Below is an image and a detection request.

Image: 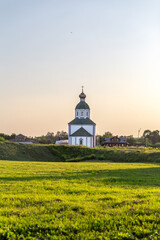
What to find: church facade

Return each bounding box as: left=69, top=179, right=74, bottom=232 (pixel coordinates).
left=68, top=89, right=96, bottom=147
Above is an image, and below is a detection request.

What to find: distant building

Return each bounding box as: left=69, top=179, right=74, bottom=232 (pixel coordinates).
left=68, top=88, right=96, bottom=147
left=55, top=140, right=68, bottom=145
left=102, top=136, right=128, bottom=147
left=14, top=134, right=32, bottom=144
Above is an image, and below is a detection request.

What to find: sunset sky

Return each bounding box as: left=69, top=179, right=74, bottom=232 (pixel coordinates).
left=1, top=0, right=160, bottom=137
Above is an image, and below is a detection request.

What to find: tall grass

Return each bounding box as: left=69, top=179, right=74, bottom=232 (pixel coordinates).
left=0, top=161, right=160, bottom=239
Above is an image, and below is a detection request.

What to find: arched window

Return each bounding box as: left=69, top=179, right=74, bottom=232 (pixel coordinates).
left=79, top=138, right=83, bottom=145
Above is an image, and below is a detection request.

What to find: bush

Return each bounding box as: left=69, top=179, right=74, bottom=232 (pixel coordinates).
left=0, top=137, right=5, bottom=142
left=154, top=142, right=160, bottom=148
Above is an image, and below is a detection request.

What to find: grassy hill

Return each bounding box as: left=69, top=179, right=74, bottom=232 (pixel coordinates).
left=0, top=142, right=60, bottom=162
left=1, top=142, right=160, bottom=162
left=49, top=145, right=160, bottom=163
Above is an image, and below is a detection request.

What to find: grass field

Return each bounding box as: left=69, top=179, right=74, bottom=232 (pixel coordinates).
left=0, top=161, right=160, bottom=239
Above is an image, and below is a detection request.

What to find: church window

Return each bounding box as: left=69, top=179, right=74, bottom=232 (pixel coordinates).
left=77, top=112, right=78, bottom=116
left=80, top=138, right=83, bottom=145
left=86, top=112, right=88, bottom=116
left=81, top=111, right=83, bottom=116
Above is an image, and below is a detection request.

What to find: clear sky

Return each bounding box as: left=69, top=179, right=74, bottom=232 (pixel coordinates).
left=0, top=0, right=160, bottom=137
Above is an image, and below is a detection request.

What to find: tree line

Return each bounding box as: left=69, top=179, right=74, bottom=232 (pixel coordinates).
left=0, top=131, right=68, bottom=144
left=1, top=129, right=160, bottom=146
left=97, top=130, right=160, bottom=147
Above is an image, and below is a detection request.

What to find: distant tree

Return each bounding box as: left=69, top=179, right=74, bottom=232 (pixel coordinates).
left=104, top=132, right=113, bottom=138
left=126, top=135, right=136, bottom=145
left=143, top=130, right=160, bottom=145
left=150, top=130, right=160, bottom=144
left=143, top=130, right=151, bottom=138
left=138, top=137, right=151, bottom=147
left=145, top=137, right=151, bottom=147
left=99, top=131, right=113, bottom=145
left=0, top=133, right=10, bottom=140
left=36, top=131, right=68, bottom=144
left=39, top=137, right=47, bottom=144
left=55, top=131, right=68, bottom=141
left=11, top=133, right=16, bottom=140
left=45, top=132, right=55, bottom=144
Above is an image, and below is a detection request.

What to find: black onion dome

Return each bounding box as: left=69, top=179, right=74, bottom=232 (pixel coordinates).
left=75, top=101, right=90, bottom=109
left=79, top=91, right=86, bottom=99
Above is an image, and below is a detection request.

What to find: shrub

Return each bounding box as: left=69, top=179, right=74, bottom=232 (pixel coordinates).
left=0, top=137, right=5, bottom=142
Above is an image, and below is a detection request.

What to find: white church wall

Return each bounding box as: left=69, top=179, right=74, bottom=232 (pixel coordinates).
left=72, top=137, right=75, bottom=145
left=75, top=109, right=90, bottom=119
left=69, top=137, right=73, bottom=145
left=70, top=125, right=94, bottom=135
left=87, top=137, right=91, bottom=147
left=69, top=135, right=93, bottom=147
left=83, top=125, right=93, bottom=135
left=68, top=137, right=89, bottom=146
left=70, top=125, right=79, bottom=135
left=69, top=136, right=93, bottom=147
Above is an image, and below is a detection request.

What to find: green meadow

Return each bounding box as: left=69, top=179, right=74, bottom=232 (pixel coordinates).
left=0, top=161, right=160, bottom=239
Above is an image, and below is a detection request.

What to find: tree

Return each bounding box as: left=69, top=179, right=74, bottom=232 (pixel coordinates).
left=39, top=137, right=47, bottom=144
left=11, top=133, right=16, bottom=140
left=45, top=132, right=55, bottom=144
left=104, top=132, right=113, bottom=138
left=99, top=131, right=113, bottom=145
left=55, top=131, right=68, bottom=140
left=0, top=133, right=10, bottom=140
left=143, top=130, right=151, bottom=138
left=143, top=130, right=160, bottom=145
left=126, top=136, right=136, bottom=145
left=150, top=130, right=160, bottom=144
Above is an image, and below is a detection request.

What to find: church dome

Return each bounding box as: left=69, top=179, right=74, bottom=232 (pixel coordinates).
left=75, top=101, right=90, bottom=109
left=79, top=91, right=86, bottom=99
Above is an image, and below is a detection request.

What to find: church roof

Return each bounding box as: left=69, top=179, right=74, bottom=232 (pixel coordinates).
left=75, top=101, right=90, bottom=109
left=68, top=117, right=96, bottom=125
left=70, top=127, right=92, bottom=137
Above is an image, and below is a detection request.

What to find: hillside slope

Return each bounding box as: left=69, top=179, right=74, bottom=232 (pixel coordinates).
left=49, top=145, right=160, bottom=163
left=0, top=142, right=60, bottom=161
left=1, top=143, right=160, bottom=162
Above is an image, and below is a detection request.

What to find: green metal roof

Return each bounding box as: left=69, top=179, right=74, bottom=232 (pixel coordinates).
left=68, top=117, right=96, bottom=125
left=70, top=127, right=92, bottom=137
left=75, top=101, right=90, bottom=109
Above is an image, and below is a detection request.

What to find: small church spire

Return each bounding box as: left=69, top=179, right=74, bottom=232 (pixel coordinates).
left=79, top=86, right=86, bottom=101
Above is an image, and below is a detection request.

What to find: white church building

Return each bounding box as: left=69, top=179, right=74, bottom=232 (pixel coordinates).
left=68, top=89, right=96, bottom=147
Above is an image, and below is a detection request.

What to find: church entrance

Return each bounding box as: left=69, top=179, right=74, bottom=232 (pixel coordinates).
left=79, top=138, right=83, bottom=145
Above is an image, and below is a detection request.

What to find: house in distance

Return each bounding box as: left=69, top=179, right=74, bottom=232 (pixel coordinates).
left=13, top=134, right=32, bottom=144
left=102, top=136, right=128, bottom=147
left=68, top=88, right=96, bottom=147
